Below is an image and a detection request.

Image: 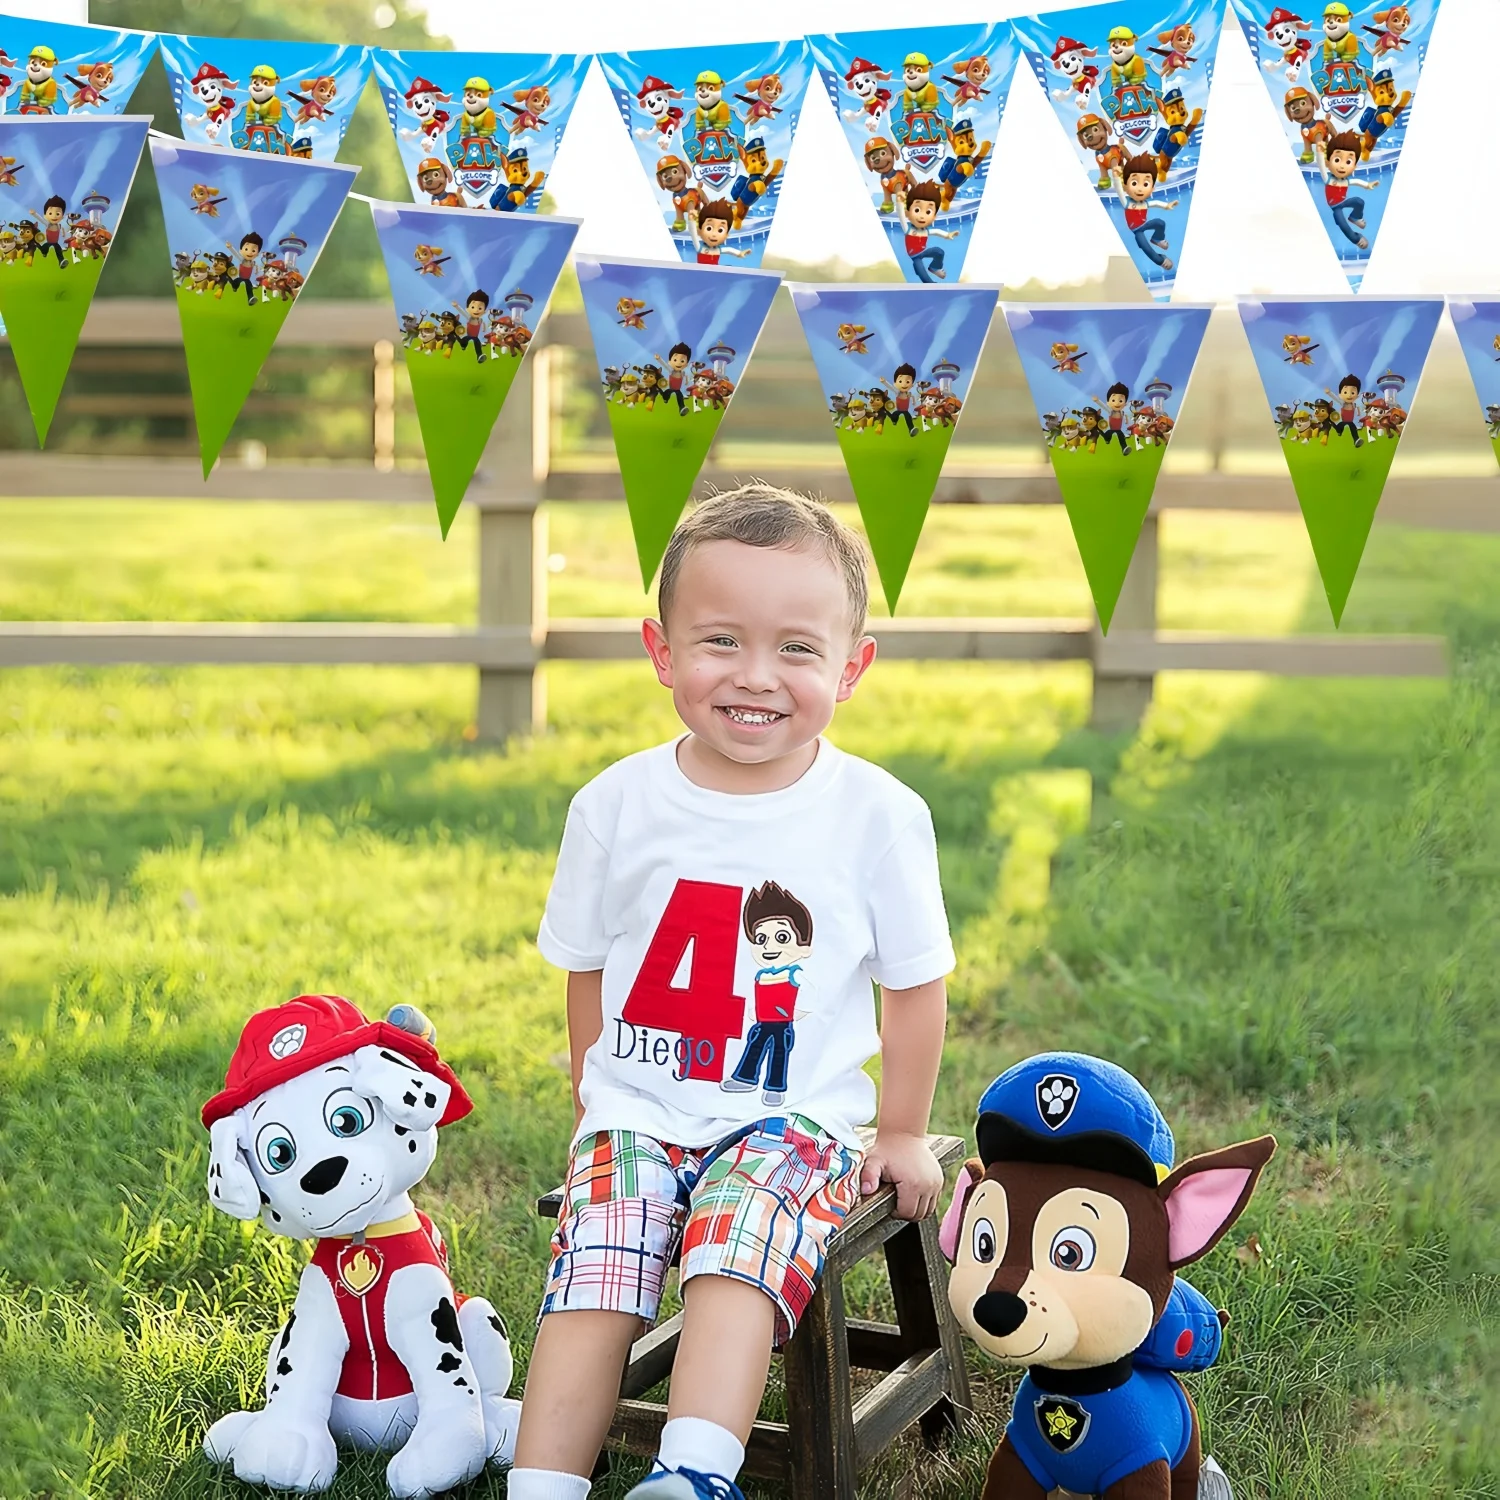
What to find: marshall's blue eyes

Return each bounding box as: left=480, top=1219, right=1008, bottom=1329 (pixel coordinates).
left=323, top=1089, right=374, bottom=1139
left=255, top=1124, right=296, bottom=1173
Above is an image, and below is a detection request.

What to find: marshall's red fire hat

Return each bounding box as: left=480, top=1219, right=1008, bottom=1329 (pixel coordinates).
left=202, top=994, right=472, bottom=1130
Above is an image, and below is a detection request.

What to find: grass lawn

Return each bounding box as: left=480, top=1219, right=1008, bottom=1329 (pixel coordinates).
left=1, top=498, right=1498, bottom=1499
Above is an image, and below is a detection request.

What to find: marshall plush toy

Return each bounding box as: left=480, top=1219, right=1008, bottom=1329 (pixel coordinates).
left=200, top=994, right=521, bottom=1498
left=941, top=1053, right=1275, bottom=1500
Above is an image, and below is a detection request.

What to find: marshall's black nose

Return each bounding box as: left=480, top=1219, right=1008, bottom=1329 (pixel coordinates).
left=973, top=1291, right=1029, bottom=1338
left=300, top=1155, right=348, bottom=1196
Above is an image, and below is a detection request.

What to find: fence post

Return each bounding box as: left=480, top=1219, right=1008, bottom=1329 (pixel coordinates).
left=474, top=341, right=549, bottom=743
left=1089, top=513, right=1159, bottom=731
left=372, top=340, right=395, bottom=474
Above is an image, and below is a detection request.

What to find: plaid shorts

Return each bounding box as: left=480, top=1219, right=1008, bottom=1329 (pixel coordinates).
left=540, top=1114, right=861, bottom=1347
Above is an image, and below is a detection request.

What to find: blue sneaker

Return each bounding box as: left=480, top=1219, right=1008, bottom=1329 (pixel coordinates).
left=624, top=1463, right=746, bottom=1500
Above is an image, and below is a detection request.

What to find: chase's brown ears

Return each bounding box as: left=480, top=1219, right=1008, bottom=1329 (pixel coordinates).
left=1158, top=1135, right=1277, bottom=1270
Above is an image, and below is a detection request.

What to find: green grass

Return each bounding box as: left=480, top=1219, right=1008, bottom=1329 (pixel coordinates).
left=1, top=498, right=1498, bottom=1498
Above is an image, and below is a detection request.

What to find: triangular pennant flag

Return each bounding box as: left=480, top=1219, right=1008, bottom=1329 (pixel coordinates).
left=578, top=256, right=782, bottom=586
left=808, top=24, right=1020, bottom=284
left=1012, top=0, right=1223, bottom=301
left=0, top=116, right=148, bottom=444
left=0, top=13, right=158, bottom=114
left=1239, top=295, right=1442, bottom=622
left=789, top=282, right=999, bottom=610
left=1447, top=299, right=1500, bottom=472
left=158, top=35, right=370, bottom=159
left=369, top=198, right=578, bottom=536
left=1230, top=0, right=1438, bottom=290
left=597, top=40, right=812, bottom=269
left=150, top=133, right=357, bottom=476
left=1005, top=302, right=1210, bottom=629
left=371, top=49, right=590, bottom=213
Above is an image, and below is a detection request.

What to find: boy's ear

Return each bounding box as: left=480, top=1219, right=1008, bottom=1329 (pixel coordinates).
left=836, top=635, right=878, bottom=703
left=1159, top=1135, right=1277, bottom=1269
left=938, top=1156, right=984, bottom=1263
left=640, top=618, right=673, bottom=688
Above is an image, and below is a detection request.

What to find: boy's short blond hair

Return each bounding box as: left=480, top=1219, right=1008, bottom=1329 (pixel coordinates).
left=657, top=483, right=872, bottom=639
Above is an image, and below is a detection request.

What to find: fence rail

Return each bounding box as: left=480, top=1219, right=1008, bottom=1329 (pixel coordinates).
left=2, top=275, right=1488, bottom=739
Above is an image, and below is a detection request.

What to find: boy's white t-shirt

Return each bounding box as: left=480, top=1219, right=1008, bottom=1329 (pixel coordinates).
left=537, top=737, right=955, bottom=1151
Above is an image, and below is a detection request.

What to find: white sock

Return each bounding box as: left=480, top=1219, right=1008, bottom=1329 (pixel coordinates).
left=506, top=1468, right=591, bottom=1500
left=656, top=1415, right=745, bottom=1482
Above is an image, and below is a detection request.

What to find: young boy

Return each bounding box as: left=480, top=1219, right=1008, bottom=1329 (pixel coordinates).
left=513, top=485, right=955, bottom=1500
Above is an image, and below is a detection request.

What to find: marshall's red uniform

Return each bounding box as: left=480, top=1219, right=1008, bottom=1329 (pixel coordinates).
left=310, top=1210, right=457, bottom=1401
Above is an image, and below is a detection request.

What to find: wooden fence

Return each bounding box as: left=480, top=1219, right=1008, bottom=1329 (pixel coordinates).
left=3, top=270, right=1491, bottom=741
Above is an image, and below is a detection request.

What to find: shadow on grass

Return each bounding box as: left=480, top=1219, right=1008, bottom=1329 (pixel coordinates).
left=0, top=742, right=577, bottom=902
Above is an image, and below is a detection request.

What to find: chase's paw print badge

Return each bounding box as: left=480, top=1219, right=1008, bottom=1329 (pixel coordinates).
left=1036, top=1073, right=1078, bottom=1129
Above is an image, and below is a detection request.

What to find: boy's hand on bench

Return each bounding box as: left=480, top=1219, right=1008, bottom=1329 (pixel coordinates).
left=860, top=1130, right=943, bottom=1220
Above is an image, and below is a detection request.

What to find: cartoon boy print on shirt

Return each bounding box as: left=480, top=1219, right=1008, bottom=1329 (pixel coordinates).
left=722, top=881, right=812, bottom=1107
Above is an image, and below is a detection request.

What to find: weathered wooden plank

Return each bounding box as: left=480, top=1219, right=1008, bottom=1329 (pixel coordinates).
left=1095, top=631, right=1448, bottom=677
left=0, top=622, right=1450, bottom=677
left=0, top=454, right=542, bottom=508
left=476, top=354, right=544, bottom=741
left=891, top=1215, right=973, bottom=1438
left=0, top=621, right=536, bottom=667
left=619, top=1315, right=682, bottom=1400
left=1092, top=513, right=1159, bottom=731
left=543, top=618, right=1095, bottom=664
left=606, top=1405, right=793, bottom=1480
left=851, top=1350, right=951, bottom=1470
left=846, top=1318, right=907, bottom=1373
left=784, top=1262, right=857, bottom=1499
left=606, top=1400, right=793, bottom=1481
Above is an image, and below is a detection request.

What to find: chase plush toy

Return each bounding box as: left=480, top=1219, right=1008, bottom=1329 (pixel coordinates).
left=940, top=1053, right=1275, bottom=1500
left=200, top=994, right=521, bottom=1498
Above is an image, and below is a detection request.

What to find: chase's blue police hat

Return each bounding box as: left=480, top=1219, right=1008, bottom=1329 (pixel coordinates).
left=1161, top=87, right=1184, bottom=104
left=507, top=146, right=529, bottom=162
left=975, top=1052, right=1175, bottom=1188
left=1371, top=67, right=1394, bottom=84
left=953, top=117, right=974, bottom=132
left=744, top=135, right=766, bottom=151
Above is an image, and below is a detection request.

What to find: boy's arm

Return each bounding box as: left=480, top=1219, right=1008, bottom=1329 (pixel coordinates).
left=860, top=976, right=948, bottom=1220
left=566, top=969, right=604, bottom=1129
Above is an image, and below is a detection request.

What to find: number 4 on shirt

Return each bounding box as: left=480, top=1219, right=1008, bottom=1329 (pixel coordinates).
left=621, top=879, right=747, bottom=1082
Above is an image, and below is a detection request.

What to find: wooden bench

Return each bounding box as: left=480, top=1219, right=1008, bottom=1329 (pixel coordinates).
left=536, top=1130, right=972, bottom=1499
